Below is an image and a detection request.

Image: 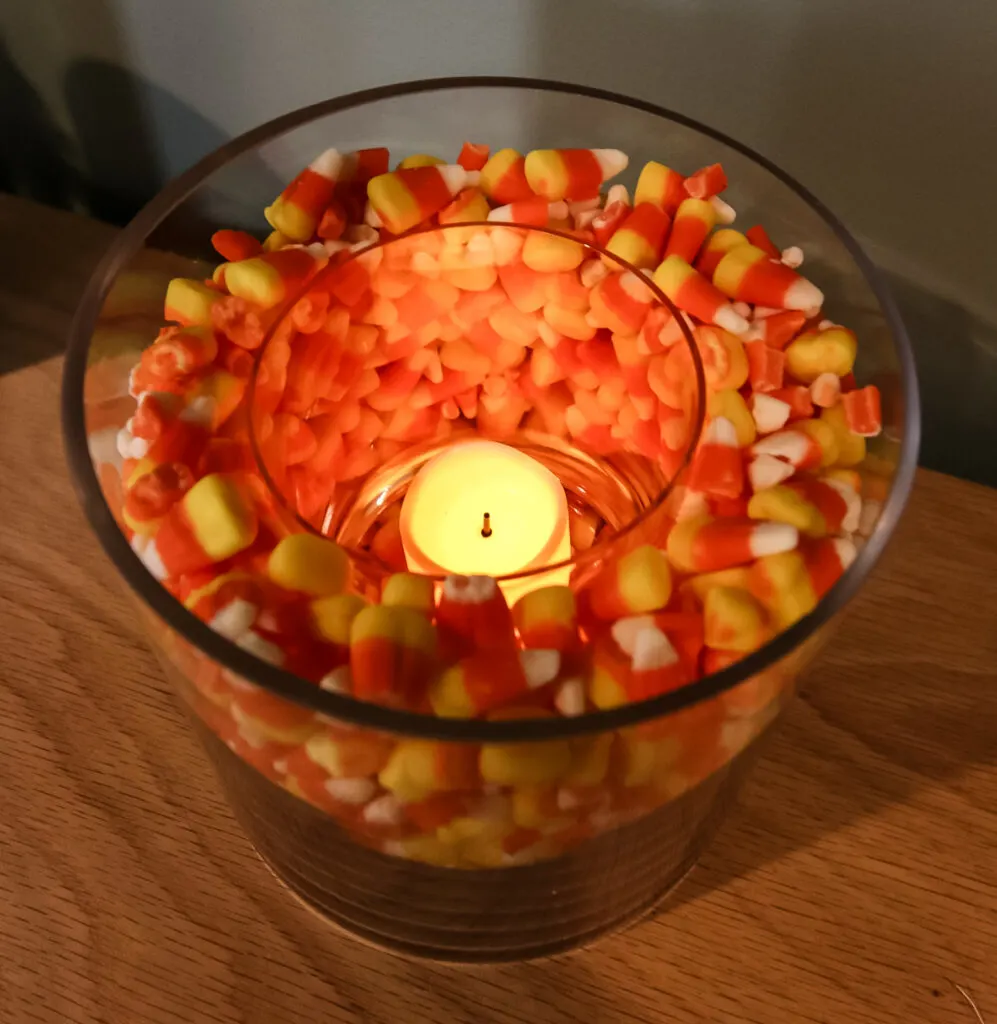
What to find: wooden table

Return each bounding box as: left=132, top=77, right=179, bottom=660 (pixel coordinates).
left=1, top=195, right=995, bottom=1024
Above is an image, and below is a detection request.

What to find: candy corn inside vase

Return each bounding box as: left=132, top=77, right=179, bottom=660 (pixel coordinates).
left=65, top=79, right=918, bottom=962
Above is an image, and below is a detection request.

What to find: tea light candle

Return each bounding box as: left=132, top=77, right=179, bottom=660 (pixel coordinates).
left=399, top=440, right=571, bottom=604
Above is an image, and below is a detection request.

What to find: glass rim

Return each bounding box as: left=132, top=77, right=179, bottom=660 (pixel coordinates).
left=246, top=219, right=706, bottom=583
left=61, top=75, right=921, bottom=743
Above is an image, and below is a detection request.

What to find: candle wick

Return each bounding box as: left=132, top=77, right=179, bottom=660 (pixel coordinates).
left=481, top=513, right=492, bottom=538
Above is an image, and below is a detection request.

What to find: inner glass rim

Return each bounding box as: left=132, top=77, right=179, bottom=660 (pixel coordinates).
left=61, top=75, right=921, bottom=743
left=246, top=220, right=706, bottom=585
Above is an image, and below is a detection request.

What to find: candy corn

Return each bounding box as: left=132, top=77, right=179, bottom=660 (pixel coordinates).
left=633, top=161, right=687, bottom=213
left=605, top=202, right=672, bottom=268
left=224, top=248, right=321, bottom=308
left=367, top=165, right=474, bottom=234
left=152, top=473, right=258, bottom=579
left=667, top=514, right=799, bottom=573
left=268, top=533, right=350, bottom=597
left=664, top=198, right=717, bottom=263
left=713, top=243, right=824, bottom=311
left=265, top=148, right=343, bottom=241
left=684, top=163, right=728, bottom=200
left=686, top=416, right=744, bottom=499
left=512, top=585, right=578, bottom=651
left=653, top=255, right=750, bottom=336
left=587, top=545, right=672, bottom=621
left=524, top=148, right=628, bottom=201
left=437, top=575, right=516, bottom=651
left=479, top=148, right=534, bottom=204
left=842, top=386, right=882, bottom=437
left=349, top=603, right=437, bottom=704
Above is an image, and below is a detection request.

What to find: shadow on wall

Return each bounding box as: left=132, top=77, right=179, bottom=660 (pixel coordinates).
left=0, top=37, right=79, bottom=208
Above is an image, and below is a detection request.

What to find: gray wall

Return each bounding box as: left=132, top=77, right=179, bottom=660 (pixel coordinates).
left=4, top=0, right=996, bottom=482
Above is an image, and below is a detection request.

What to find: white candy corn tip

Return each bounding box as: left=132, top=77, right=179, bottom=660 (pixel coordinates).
left=715, top=305, right=751, bottom=336
left=593, top=149, right=629, bottom=179
left=554, top=678, right=586, bottom=717
left=784, top=277, right=824, bottom=311
left=116, top=427, right=149, bottom=460
left=704, top=415, right=739, bottom=448
left=781, top=245, right=804, bottom=268
left=520, top=649, right=561, bottom=689
left=324, top=777, right=378, bottom=805
left=319, top=665, right=353, bottom=694
left=709, top=196, right=737, bottom=224
left=443, top=574, right=498, bottom=604
left=437, top=164, right=471, bottom=195
left=310, top=148, right=344, bottom=180
left=180, top=394, right=217, bottom=426
left=580, top=259, right=610, bottom=287
left=611, top=615, right=657, bottom=656
left=632, top=626, right=679, bottom=672
left=751, top=394, right=792, bottom=434
left=748, top=454, right=795, bottom=492
left=364, top=203, right=383, bottom=228
left=209, top=598, right=258, bottom=641
left=363, top=794, right=403, bottom=826
left=136, top=537, right=167, bottom=581
left=751, top=430, right=811, bottom=465
left=605, top=183, right=631, bottom=206
left=824, top=478, right=863, bottom=534
left=236, top=630, right=285, bottom=667
left=832, top=536, right=858, bottom=571
left=748, top=522, right=800, bottom=557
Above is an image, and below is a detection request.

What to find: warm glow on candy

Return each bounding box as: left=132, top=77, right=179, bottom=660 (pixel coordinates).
left=95, top=130, right=892, bottom=874
left=399, top=441, right=571, bottom=605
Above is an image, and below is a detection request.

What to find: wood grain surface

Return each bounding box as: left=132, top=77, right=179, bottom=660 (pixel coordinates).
left=1, top=195, right=995, bottom=1024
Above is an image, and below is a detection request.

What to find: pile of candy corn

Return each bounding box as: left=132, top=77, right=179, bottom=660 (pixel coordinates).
left=101, top=140, right=886, bottom=867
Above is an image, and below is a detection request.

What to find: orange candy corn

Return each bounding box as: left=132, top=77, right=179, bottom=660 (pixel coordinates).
left=224, top=248, right=321, bottom=308
left=666, top=514, right=798, bottom=574
left=587, top=545, right=673, bottom=621
left=589, top=271, right=653, bottom=334
left=653, top=255, right=749, bottom=336
left=684, top=163, right=728, bottom=200
left=512, top=585, right=578, bottom=651
left=745, top=339, right=786, bottom=393
left=604, top=202, right=672, bottom=269
left=457, top=141, right=490, bottom=171
left=150, top=473, right=258, bottom=579
left=633, top=161, right=688, bottom=213
left=625, top=624, right=688, bottom=700
left=265, top=148, right=343, bottom=241
left=695, top=228, right=748, bottom=278
left=686, top=416, right=745, bottom=499
left=367, top=165, right=474, bottom=234
left=842, top=386, right=882, bottom=436
left=744, top=309, right=806, bottom=349
left=488, top=197, right=568, bottom=226
left=744, top=224, right=781, bottom=258
left=430, top=647, right=560, bottom=717
left=211, top=229, right=263, bottom=262
left=349, top=604, right=437, bottom=705
left=524, top=148, right=629, bottom=201
left=713, top=243, right=824, bottom=311
left=479, top=148, right=534, bottom=204
left=801, top=536, right=857, bottom=599
left=437, top=575, right=517, bottom=652
left=664, top=198, right=717, bottom=263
